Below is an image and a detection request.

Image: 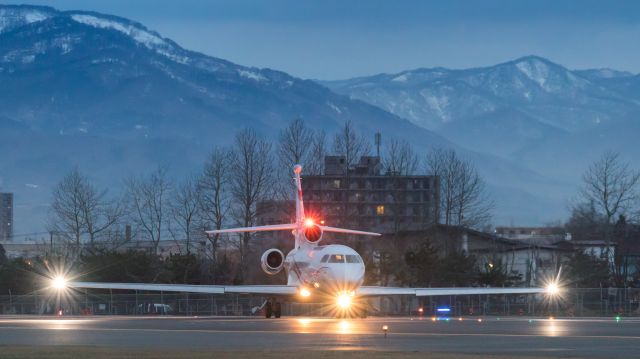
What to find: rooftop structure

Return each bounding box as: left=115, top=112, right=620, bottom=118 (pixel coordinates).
left=0, top=193, right=13, bottom=241
left=257, top=156, right=439, bottom=236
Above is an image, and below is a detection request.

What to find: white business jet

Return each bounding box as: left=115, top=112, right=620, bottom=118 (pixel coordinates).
left=54, top=165, right=559, bottom=318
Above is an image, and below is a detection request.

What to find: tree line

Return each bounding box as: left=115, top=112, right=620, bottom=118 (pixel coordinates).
left=565, top=151, right=640, bottom=287
left=25, top=119, right=491, bottom=285
left=1, top=121, right=638, bottom=293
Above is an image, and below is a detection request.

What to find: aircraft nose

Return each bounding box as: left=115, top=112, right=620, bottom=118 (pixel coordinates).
left=332, top=267, right=364, bottom=290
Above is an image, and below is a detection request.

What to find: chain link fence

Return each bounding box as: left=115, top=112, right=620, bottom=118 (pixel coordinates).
left=0, top=288, right=638, bottom=317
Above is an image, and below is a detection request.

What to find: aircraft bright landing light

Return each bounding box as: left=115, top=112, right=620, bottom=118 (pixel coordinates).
left=52, top=276, right=68, bottom=290
left=304, top=218, right=315, bottom=227
left=337, top=293, right=352, bottom=309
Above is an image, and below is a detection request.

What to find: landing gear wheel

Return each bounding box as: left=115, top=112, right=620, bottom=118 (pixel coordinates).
left=265, top=301, right=273, bottom=318
left=274, top=302, right=282, bottom=318
left=360, top=308, right=368, bottom=319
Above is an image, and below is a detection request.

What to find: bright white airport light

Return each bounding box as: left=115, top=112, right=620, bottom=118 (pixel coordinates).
left=52, top=276, right=68, bottom=290
left=299, top=287, right=311, bottom=297
left=546, top=283, right=560, bottom=295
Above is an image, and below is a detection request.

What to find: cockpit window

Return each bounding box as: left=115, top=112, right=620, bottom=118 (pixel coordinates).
left=328, top=254, right=345, bottom=263
left=320, top=254, right=329, bottom=263
left=346, top=255, right=361, bottom=263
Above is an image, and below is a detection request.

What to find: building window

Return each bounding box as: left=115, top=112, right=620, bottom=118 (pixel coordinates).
left=376, top=205, right=385, bottom=216
left=333, top=179, right=341, bottom=189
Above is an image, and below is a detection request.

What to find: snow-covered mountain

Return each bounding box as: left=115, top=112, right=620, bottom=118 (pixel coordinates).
left=0, top=5, right=578, bottom=233
left=3, top=5, right=433, bottom=142
left=1, top=5, right=517, bottom=234
left=321, top=56, right=640, bottom=162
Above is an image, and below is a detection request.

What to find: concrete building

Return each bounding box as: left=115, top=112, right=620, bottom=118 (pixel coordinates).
left=496, top=226, right=566, bottom=245
left=0, top=193, right=13, bottom=241
left=289, top=155, right=438, bottom=234
left=393, top=226, right=565, bottom=286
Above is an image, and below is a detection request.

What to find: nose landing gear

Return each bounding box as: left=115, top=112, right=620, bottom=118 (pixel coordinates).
left=265, top=300, right=282, bottom=318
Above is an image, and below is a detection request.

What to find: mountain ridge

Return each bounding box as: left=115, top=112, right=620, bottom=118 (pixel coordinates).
left=0, top=5, right=573, bottom=233
left=321, top=55, right=640, bottom=163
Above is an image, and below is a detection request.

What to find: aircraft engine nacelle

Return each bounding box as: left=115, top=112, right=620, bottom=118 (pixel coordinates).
left=303, top=224, right=323, bottom=245
left=261, top=249, right=285, bottom=275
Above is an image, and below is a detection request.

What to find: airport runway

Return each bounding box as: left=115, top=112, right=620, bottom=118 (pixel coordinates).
left=0, top=315, right=638, bottom=358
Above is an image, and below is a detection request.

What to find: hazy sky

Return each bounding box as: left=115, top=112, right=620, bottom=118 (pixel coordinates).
left=16, top=0, right=640, bottom=79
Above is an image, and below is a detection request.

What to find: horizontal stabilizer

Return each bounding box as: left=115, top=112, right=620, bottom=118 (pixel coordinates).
left=320, top=225, right=381, bottom=237
left=206, top=223, right=296, bottom=235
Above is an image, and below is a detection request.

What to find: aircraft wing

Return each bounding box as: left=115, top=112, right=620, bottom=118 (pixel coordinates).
left=357, top=286, right=549, bottom=297
left=206, top=223, right=296, bottom=235
left=319, top=226, right=381, bottom=237
left=66, top=282, right=298, bottom=295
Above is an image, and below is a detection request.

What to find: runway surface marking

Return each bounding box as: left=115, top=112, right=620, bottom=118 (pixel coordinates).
left=0, top=323, right=639, bottom=340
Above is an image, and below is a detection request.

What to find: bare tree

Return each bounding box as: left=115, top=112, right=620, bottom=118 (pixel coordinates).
left=49, top=168, right=124, bottom=255
left=333, top=119, right=371, bottom=173
left=278, top=118, right=314, bottom=170
left=307, top=129, right=327, bottom=175
left=49, top=168, right=86, bottom=254
left=274, top=118, right=314, bottom=202
left=333, top=120, right=371, bottom=225
left=383, top=138, right=418, bottom=175
left=579, top=151, right=639, bottom=227
left=169, top=175, right=199, bottom=255
left=577, top=151, right=640, bottom=258
left=426, top=148, right=457, bottom=225
left=380, top=139, right=418, bottom=233
left=229, top=129, right=274, bottom=281
left=126, top=167, right=172, bottom=255
left=198, top=147, right=232, bottom=282
left=454, top=160, right=493, bottom=227
left=426, top=148, right=493, bottom=228
left=80, top=179, right=124, bottom=247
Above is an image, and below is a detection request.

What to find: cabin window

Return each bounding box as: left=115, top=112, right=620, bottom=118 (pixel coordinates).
left=346, top=255, right=361, bottom=263
left=328, top=254, right=345, bottom=263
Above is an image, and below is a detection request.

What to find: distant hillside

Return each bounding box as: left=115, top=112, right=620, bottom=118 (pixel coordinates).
left=321, top=56, right=640, bottom=179
left=0, top=5, right=572, bottom=233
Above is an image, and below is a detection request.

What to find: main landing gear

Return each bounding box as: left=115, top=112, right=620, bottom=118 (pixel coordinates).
left=265, top=300, right=282, bottom=318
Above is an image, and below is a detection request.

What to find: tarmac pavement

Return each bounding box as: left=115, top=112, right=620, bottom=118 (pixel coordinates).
left=0, top=315, right=638, bottom=358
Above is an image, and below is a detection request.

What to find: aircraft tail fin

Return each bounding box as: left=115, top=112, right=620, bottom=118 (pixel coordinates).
left=294, top=164, right=305, bottom=224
